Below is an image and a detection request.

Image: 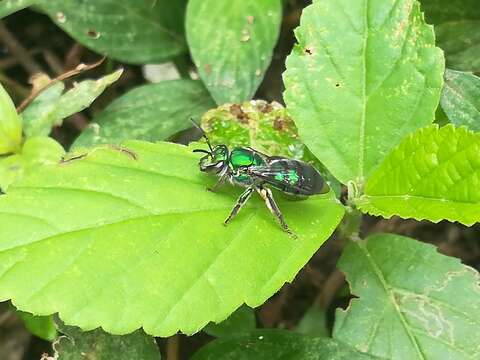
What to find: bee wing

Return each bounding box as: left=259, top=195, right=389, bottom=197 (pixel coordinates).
left=250, top=158, right=328, bottom=195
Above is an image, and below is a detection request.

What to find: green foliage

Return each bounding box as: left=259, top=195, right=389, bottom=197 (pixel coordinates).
left=22, top=70, right=122, bottom=137
left=441, top=69, right=480, bottom=131
left=0, top=0, right=35, bottom=18
left=283, top=0, right=444, bottom=184
left=334, top=233, right=480, bottom=359
left=73, top=80, right=214, bottom=148
left=36, top=0, right=187, bottom=64
left=192, top=330, right=376, bottom=359
left=50, top=319, right=160, bottom=360
left=16, top=311, right=57, bottom=341
left=0, top=136, right=65, bottom=191
left=0, top=141, right=344, bottom=336
left=356, top=125, right=480, bottom=225
left=203, top=305, right=255, bottom=338
left=0, top=83, right=22, bottom=154
left=421, top=0, right=480, bottom=72
left=186, top=0, right=282, bottom=104
left=296, top=306, right=329, bottom=337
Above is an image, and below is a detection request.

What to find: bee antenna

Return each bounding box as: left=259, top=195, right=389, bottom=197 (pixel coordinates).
left=190, top=118, right=213, bottom=152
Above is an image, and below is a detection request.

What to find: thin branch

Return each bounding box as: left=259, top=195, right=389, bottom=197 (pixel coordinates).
left=16, top=56, right=106, bottom=112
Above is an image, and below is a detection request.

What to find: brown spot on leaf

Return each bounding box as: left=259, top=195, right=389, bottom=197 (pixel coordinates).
left=204, top=63, right=212, bottom=75
left=230, top=104, right=249, bottom=123
left=305, top=47, right=313, bottom=55
left=87, top=29, right=100, bottom=39
left=273, top=117, right=285, bottom=131
left=260, top=103, right=273, bottom=113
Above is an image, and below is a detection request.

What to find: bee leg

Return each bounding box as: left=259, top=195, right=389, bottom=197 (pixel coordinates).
left=208, top=176, right=226, bottom=192
left=257, top=187, right=296, bottom=237
left=224, top=187, right=254, bottom=225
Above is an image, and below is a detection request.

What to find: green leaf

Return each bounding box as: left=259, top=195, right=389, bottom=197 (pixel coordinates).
left=0, top=137, right=65, bottom=192
left=73, top=80, right=214, bottom=148
left=16, top=310, right=57, bottom=341
left=51, top=319, right=160, bottom=360
left=0, top=141, right=344, bottom=336
left=296, top=306, right=329, bottom=337
left=22, top=70, right=122, bottom=138
left=203, top=305, right=255, bottom=338
left=37, top=0, right=187, bottom=64
left=420, top=0, right=480, bottom=73
left=420, top=0, right=480, bottom=24
left=441, top=69, right=480, bottom=131
left=192, top=330, right=376, bottom=360
left=0, top=0, right=35, bottom=18
left=356, top=124, right=480, bottom=225
left=333, top=233, right=480, bottom=359
left=186, top=0, right=282, bottom=104
left=0, top=83, right=22, bottom=154
left=435, top=20, right=480, bottom=73
left=283, top=0, right=444, bottom=185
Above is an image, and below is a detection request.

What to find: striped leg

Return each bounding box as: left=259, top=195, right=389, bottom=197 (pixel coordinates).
left=224, top=187, right=255, bottom=225
left=257, top=187, right=295, bottom=237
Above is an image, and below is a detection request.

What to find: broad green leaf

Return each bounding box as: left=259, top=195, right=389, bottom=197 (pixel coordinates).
left=186, top=0, right=282, bottom=104
left=334, top=233, right=480, bottom=359
left=37, top=0, right=187, bottom=64
left=0, top=141, right=344, bottom=336
left=435, top=21, right=480, bottom=73
left=0, top=0, right=35, bottom=18
left=200, top=101, right=342, bottom=197
left=203, top=305, right=255, bottom=338
left=192, top=330, right=376, bottom=360
left=356, top=124, right=480, bottom=225
left=0, top=137, right=65, bottom=192
left=50, top=319, right=160, bottom=360
left=283, top=0, right=444, bottom=185
left=441, top=69, right=480, bottom=131
left=0, top=83, right=22, bottom=154
left=22, top=70, right=122, bottom=138
left=73, top=80, right=214, bottom=148
left=16, top=310, right=57, bottom=341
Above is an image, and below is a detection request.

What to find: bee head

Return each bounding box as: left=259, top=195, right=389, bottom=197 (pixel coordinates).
left=194, top=145, right=229, bottom=174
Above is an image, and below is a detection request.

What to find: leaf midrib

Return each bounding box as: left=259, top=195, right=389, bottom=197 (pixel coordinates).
left=357, top=241, right=426, bottom=359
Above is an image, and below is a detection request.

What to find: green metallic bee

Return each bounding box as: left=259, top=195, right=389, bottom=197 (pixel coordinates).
left=192, top=121, right=330, bottom=235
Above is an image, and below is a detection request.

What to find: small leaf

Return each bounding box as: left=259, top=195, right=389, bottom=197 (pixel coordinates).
left=21, top=82, right=65, bottom=138
left=435, top=20, right=480, bottom=73
left=203, top=305, right=255, bottom=338
left=49, top=318, right=160, bottom=360
left=73, top=80, right=214, bottom=148
left=283, top=0, right=444, bottom=184
left=0, top=0, right=35, bottom=18
left=421, top=0, right=480, bottom=72
left=441, top=69, right=480, bottom=131
left=192, top=330, right=376, bottom=360
left=186, top=0, right=282, bottom=104
left=22, top=70, right=122, bottom=138
left=16, top=310, right=57, bottom=341
left=0, top=83, right=22, bottom=154
left=356, top=124, right=480, bottom=225
left=296, top=306, right=329, bottom=337
left=333, top=233, right=480, bottom=359
left=0, top=141, right=344, bottom=336
left=37, top=0, right=187, bottom=64
left=0, top=137, right=65, bottom=192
